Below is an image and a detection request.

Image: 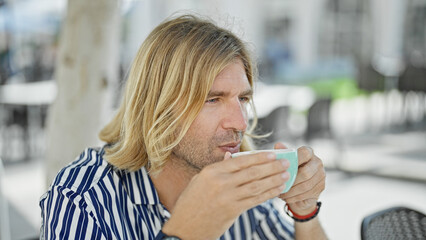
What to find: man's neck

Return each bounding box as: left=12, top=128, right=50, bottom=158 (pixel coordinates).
left=150, top=158, right=198, bottom=212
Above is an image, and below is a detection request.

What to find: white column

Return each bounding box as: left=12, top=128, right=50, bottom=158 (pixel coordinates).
left=45, top=0, right=121, bottom=185
left=122, top=0, right=155, bottom=69
left=371, top=0, right=407, bottom=78
left=293, top=0, right=326, bottom=68
left=0, top=158, right=11, bottom=240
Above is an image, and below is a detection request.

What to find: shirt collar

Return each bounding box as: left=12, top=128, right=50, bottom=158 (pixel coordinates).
left=117, top=166, right=161, bottom=205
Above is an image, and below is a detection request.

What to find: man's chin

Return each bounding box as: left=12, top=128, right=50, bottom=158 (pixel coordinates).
left=211, top=151, right=229, bottom=163
left=196, top=153, right=226, bottom=170
left=173, top=149, right=228, bottom=171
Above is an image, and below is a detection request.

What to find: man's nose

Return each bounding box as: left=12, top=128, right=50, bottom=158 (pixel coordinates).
left=222, top=101, right=248, bottom=131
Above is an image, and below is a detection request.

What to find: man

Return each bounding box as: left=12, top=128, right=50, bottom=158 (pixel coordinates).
left=40, top=14, right=327, bottom=239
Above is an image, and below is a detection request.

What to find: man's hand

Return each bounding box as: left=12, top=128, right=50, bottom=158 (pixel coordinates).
left=162, top=151, right=290, bottom=240
left=276, top=143, right=326, bottom=216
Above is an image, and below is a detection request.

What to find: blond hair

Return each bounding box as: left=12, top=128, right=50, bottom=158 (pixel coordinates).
left=99, top=14, right=258, bottom=175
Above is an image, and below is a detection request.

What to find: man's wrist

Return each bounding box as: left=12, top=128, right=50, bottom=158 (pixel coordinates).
left=156, top=229, right=182, bottom=240
left=287, top=201, right=317, bottom=216
left=159, top=222, right=184, bottom=240
left=285, top=202, right=322, bottom=222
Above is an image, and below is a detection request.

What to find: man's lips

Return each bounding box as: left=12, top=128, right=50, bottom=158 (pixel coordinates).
left=218, top=142, right=241, bottom=154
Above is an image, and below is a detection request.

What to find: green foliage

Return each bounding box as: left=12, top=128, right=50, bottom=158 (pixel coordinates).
left=307, top=78, right=367, bottom=100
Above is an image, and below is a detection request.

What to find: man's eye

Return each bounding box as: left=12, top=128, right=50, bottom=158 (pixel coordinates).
left=206, top=98, right=219, bottom=104
left=239, top=97, right=250, bottom=103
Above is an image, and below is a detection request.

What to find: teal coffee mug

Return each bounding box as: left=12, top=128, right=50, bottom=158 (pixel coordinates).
left=231, top=149, right=298, bottom=193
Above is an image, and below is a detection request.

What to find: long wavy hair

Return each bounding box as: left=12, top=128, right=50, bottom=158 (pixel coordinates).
left=99, top=14, right=259, bottom=175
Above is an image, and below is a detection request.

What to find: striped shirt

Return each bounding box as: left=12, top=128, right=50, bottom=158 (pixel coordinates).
left=40, top=147, right=295, bottom=239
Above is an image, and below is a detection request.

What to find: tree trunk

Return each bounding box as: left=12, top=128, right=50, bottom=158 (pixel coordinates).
left=45, top=0, right=120, bottom=185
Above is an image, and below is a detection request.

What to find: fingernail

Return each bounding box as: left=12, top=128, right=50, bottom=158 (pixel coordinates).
left=281, top=159, right=289, bottom=167
left=267, top=153, right=275, bottom=160
left=303, top=146, right=313, bottom=156
left=281, top=172, right=289, bottom=179
left=279, top=184, right=286, bottom=190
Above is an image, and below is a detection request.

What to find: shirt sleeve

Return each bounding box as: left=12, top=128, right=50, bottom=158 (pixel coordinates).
left=40, top=185, right=106, bottom=240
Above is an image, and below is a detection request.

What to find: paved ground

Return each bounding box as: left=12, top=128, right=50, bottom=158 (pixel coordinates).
left=2, top=129, right=426, bottom=240
left=320, top=170, right=426, bottom=240
left=300, top=129, right=426, bottom=240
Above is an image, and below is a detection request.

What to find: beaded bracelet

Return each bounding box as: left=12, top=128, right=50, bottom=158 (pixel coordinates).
left=284, top=201, right=322, bottom=222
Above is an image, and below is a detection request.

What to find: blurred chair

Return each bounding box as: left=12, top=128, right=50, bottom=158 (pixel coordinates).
left=399, top=64, right=426, bottom=92
left=305, top=98, right=345, bottom=169
left=361, top=206, right=426, bottom=240
left=0, top=157, right=11, bottom=240
left=305, top=98, right=333, bottom=141
left=0, top=105, right=30, bottom=162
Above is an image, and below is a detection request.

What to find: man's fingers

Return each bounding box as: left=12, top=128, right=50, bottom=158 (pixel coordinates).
left=281, top=177, right=325, bottom=204
left=224, top=152, right=232, bottom=161
left=292, top=155, right=323, bottom=186
left=297, top=146, right=314, bottom=166
left=274, top=142, right=288, bottom=150
left=235, top=171, right=290, bottom=199
left=279, top=162, right=326, bottom=199
left=229, top=158, right=289, bottom=186
left=221, top=152, right=275, bottom=172
left=239, top=183, right=286, bottom=210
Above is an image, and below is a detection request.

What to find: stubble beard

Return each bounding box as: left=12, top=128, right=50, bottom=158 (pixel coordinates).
left=172, top=130, right=243, bottom=174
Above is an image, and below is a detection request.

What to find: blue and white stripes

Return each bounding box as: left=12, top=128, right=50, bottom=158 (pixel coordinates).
left=40, top=147, right=294, bottom=239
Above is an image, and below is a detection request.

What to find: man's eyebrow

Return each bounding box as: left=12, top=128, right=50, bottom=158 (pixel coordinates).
left=240, top=89, right=253, bottom=97
left=207, top=91, right=226, bottom=98
left=206, top=88, right=253, bottom=98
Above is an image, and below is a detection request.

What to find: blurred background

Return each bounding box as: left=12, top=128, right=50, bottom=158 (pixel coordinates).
left=0, top=0, right=425, bottom=239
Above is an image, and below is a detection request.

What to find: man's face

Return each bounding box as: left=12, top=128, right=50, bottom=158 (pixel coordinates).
left=172, top=59, right=252, bottom=172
